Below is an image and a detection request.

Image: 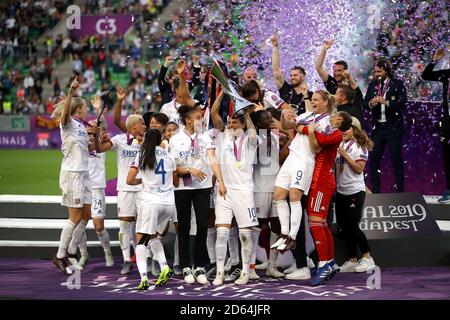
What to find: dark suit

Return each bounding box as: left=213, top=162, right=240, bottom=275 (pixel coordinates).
left=364, top=77, right=407, bottom=193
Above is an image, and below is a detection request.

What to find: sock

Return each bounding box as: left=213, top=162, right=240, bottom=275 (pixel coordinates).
left=207, top=227, right=217, bottom=264
left=97, top=229, right=112, bottom=255
left=79, top=229, right=88, bottom=256
left=215, top=227, right=230, bottom=274
left=274, top=200, right=290, bottom=235
left=173, top=234, right=180, bottom=266
left=250, top=227, right=261, bottom=269
left=136, top=244, right=147, bottom=279
left=147, top=247, right=153, bottom=259
left=130, top=220, right=137, bottom=251
left=228, top=226, right=240, bottom=265
left=288, top=201, right=302, bottom=239
left=149, top=238, right=167, bottom=268
left=324, top=225, right=335, bottom=261
left=310, top=222, right=328, bottom=265
left=68, top=220, right=87, bottom=255
left=268, top=231, right=280, bottom=267
left=56, top=219, right=76, bottom=259
left=238, top=228, right=254, bottom=275
left=119, top=220, right=131, bottom=262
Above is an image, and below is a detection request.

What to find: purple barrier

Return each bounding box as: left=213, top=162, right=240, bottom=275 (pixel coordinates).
left=69, top=15, right=133, bottom=39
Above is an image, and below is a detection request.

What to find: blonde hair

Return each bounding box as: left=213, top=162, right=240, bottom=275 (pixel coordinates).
left=126, top=114, right=144, bottom=132
left=51, top=97, right=86, bottom=120
left=315, top=90, right=336, bottom=114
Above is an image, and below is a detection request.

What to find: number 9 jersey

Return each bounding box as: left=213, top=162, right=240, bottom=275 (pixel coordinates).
left=130, top=146, right=177, bottom=206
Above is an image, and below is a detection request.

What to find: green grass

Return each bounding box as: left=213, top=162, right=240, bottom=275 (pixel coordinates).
left=0, top=150, right=117, bottom=195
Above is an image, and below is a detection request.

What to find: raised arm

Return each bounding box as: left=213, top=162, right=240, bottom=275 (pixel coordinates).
left=113, top=87, right=128, bottom=133
left=271, top=34, right=284, bottom=89
left=158, top=56, right=173, bottom=93
left=421, top=49, right=449, bottom=82
left=177, top=59, right=197, bottom=107
left=61, top=77, right=79, bottom=126
left=244, top=107, right=257, bottom=145
left=211, top=90, right=225, bottom=131
left=315, top=40, right=334, bottom=82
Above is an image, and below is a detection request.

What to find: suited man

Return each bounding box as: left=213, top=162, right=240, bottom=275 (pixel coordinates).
left=364, top=59, right=407, bottom=193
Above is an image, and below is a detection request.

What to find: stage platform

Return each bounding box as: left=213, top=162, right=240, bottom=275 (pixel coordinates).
left=0, top=257, right=448, bottom=300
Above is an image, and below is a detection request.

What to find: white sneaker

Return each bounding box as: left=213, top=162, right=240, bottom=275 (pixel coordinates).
left=355, top=257, right=376, bottom=273
left=79, top=253, right=90, bottom=267
left=285, top=267, right=311, bottom=280
left=105, top=253, right=114, bottom=267
left=183, top=267, right=195, bottom=284
left=249, top=269, right=260, bottom=280
left=266, top=265, right=284, bottom=278
left=255, top=261, right=268, bottom=270
left=234, top=272, right=249, bottom=285
left=283, top=262, right=298, bottom=274
left=194, top=267, right=209, bottom=285
left=212, top=272, right=225, bottom=286
left=340, top=260, right=358, bottom=273
left=307, top=257, right=315, bottom=269
left=68, top=257, right=83, bottom=270
left=270, top=237, right=286, bottom=249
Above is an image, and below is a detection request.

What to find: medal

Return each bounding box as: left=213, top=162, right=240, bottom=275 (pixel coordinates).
left=233, top=135, right=245, bottom=170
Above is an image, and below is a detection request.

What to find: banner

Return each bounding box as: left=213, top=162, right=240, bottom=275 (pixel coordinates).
left=0, top=116, right=30, bottom=132
left=359, top=193, right=442, bottom=239
left=69, top=15, right=134, bottom=39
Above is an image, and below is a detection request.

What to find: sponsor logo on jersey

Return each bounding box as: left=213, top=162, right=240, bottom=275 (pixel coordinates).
left=78, top=130, right=88, bottom=137
left=121, top=149, right=139, bottom=158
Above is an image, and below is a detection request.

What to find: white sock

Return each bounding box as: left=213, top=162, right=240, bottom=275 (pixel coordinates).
left=268, top=231, right=280, bottom=267
left=173, top=233, right=180, bottom=266
left=250, top=227, right=261, bottom=267
left=130, top=220, right=137, bottom=250
left=275, top=200, right=290, bottom=235
left=318, top=261, right=328, bottom=268
left=97, top=229, right=112, bottom=255
left=147, top=247, right=153, bottom=259
left=68, top=220, right=87, bottom=255
left=288, top=201, right=302, bottom=239
left=136, top=244, right=148, bottom=278
left=207, top=227, right=217, bottom=264
left=57, top=219, right=76, bottom=259
left=215, top=227, right=230, bottom=274
left=79, top=230, right=88, bottom=256
left=228, top=226, right=240, bottom=265
left=149, top=238, right=167, bottom=268
left=239, top=228, right=254, bottom=275
left=119, top=220, right=131, bottom=262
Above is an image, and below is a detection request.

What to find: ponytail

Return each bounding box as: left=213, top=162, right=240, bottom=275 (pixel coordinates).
left=353, top=126, right=374, bottom=152
left=139, top=129, right=162, bottom=171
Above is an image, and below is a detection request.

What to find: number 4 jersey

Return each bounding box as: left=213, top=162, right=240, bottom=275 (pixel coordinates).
left=131, top=146, right=176, bottom=205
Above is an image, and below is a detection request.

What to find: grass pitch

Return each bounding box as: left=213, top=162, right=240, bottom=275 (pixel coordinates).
left=0, top=150, right=117, bottom=195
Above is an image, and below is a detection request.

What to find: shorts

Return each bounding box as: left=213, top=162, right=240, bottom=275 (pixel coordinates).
left=275, top=153, right=314, bottom=195
left=60, top=170, right=91, bottom=208
left=254, top=192, right=277, bottom=219
left=136, top=203, right=175, bottom=235
left=171, top=206, right=178, bottom=223
left=91, top=188, right=106, bottom=219
left=307, top=188, right=334, bottom=220
left=215, top=189, right=258, bottom=228
left=117, top=191, right=138, bottom=218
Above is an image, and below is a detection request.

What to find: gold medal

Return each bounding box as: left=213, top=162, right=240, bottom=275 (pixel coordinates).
left=235, top=161, right=242, bottom=169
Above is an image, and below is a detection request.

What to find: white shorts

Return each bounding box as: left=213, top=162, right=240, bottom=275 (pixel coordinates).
left=136, top=203, right=175, bottom=235
left=215, top=189, right=258, bottom=228
left=91, top=188, right=106, bottom=219
left=60, top=170, right=91, bottom=208
left=117, top=191, right=138, bottom=218
left=171, top=207, right=178, bottom=223
left=254, top=192, right=277, bottom=219
left=275, top=153, right=314, bottom=195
